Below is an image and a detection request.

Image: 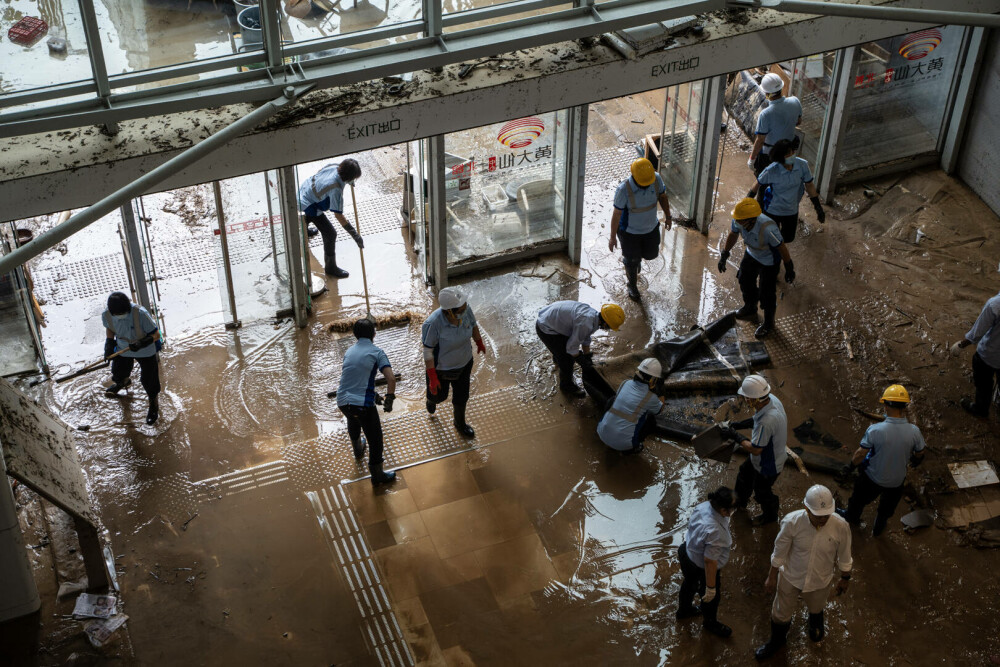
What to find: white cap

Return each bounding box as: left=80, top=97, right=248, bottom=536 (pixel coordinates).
left=738, top=374, right=771, bottom=399
left=804, top=485, right=835, bottom=516
left=438, top=286, right=467, bottom=310
left=637, top=358, right=663, bottom=379
left=760, top=72, right=784, bottom=94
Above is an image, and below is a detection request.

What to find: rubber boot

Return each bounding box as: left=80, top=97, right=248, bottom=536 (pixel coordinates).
left=872, top=516, right=887, bottom=538
left=426, top=399, right=436, bottom=414
left=625, top=264, right=641, bottom=301
left=307, top=225, right=319, bottom=238
left=754, top=621, right=789, bottom=661
left=145, top=395, right=159, bottom=425
left=370, top=462, right=396, bottom=487
left=675, top=605, right=701, bottom=620
left=808, top=612, right=825, bottom=642
left=351, top=435, right=366, bottom=460
left=453, top=404, right=475, bottom=438
left=703, top=620, right=732, bottom=639
left=105, top=378, right=132, bottom=396
left=751, top=512, right=779, bottom=527
left=734, top=303, right=760, bottom=323
left=754, top=310, right=775, bottom=338
left=325, top=247, right=349, bottom=278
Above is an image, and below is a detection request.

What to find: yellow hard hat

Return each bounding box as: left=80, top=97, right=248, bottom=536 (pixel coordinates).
left=880, top=384, right=910, bottom=404
left=732, top=197, right=762, bottom=220
left=601, top=303, right=625, bottom=331
left=630, top=158, right=656, bottom=187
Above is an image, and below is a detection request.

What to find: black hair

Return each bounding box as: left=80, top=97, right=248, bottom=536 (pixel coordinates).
left=770, top=139, right=795, bottom=165
left=107, top=292, right=131, bottom=316
left=598, top=314, right=609, bottom=330
left=352, top=317, right=375, bottom=340
left=338, top=159, right=362, bottom=183
left=884, top=400, right=908, bottom=410
left=707, top=486, right=736, bottom=511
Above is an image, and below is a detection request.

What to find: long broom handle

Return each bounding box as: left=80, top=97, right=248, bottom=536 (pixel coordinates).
left=30, top=346, right=131, bottom=386
left=350, top=184, right=372, bottom=318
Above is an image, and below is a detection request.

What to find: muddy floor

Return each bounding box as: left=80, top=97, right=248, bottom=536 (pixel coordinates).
left=5, top=89, right=1000, bottom=666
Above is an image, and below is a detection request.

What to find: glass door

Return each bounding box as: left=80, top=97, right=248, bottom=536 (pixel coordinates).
left=658, top=81, right=704, bottom=220
left=789, top=52, right=837, bottom=167
left=0, top=224, right=48, bottom=377
left=120, top=199, right=165, bottom=339
left=405, top=139, right=433, bottom=283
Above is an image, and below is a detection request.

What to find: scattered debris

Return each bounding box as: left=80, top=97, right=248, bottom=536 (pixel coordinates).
left=948, top=461, right=999, bottom=489
left=901, top=509, right=935, bottom=531
left=73, top=593, right=116, bottom=619
left=84, top=614, right=128, bottom=648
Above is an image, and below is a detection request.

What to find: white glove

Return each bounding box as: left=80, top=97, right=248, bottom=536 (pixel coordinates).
left=747, top=157, right=755, bottom=169
left=702, top=586, right=717, bottom=603
left=950, top=341, right=964, bottom=357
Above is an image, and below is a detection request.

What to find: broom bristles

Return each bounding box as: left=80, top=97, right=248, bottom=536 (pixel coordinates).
left=328, top=309, right=421, bottom=333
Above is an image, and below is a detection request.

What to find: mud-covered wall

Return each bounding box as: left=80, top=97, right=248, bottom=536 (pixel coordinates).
left=959, top=30, right=1000, bottom=217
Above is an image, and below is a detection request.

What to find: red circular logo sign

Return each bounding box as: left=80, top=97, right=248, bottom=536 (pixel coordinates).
left=497, top=117, right=545, bottom=149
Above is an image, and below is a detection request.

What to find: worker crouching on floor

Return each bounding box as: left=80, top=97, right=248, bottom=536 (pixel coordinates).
left=755, top=485, right=852, bottom=661
left=422, top=287, right=486, bottom=438
left=102, top=291, right=162, bottom=425
left=608, top=158, right=673, bottom=301
left=718, top=197, right=795, bottom=338
left=720, top=374, right=787, bottom=527
left=337, top=318, right=397, bottom=487
left=535, top=300, right=625, bottom=397
left=596, top=358, right=665, bottom=454
left=676, top=486, right=736, bottom=639
left=297, top=159, right=365, bottom=278
left=838, top=384, right=925, bottom=536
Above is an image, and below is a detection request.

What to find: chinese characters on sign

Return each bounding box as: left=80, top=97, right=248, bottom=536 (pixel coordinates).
left=347, top=119, right=401, bottom=141
left=449, top=144, right=554, bottom=179
left=853, top=57, right=946, bottom=89
left=651, top=56, right=700, bottom=77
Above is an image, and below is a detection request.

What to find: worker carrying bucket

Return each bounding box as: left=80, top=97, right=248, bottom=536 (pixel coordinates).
left=608, top=158, right=673, bottom=301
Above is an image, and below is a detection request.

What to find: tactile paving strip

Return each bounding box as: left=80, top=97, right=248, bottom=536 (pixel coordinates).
left=584, top=146, right=637, bottom=188
left=765, top=308, right=839, bottom=366
left=307, top=485, right=414, bottom=667
left=33, top=254, right=129, bottom=304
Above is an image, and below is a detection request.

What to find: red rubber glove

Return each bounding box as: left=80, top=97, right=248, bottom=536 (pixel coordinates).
left=475, top=339, right=486, bottom=355
left=427, top=368, right=441, bottom=394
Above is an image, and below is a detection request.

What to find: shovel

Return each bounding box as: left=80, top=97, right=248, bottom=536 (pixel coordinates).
left=691, top=424, right=737, bottom=463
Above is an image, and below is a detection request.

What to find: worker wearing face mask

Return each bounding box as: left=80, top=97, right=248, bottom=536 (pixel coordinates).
left=422, top=286, right=487, bottom=438
left=101, top=291, right=162, bottom=425
left=297, top=159, right=365, bottom=278
left=747, top=138, right=825, bottom=244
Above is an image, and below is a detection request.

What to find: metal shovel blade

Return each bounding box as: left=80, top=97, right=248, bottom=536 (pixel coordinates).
left=692, top=425, right=735, bottom=463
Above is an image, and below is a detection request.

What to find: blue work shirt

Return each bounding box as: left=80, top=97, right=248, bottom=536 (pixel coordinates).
left=536, top=301, right=601, bottom=355
left=684, top=500, right=733, bottom=569
left=751, top=394, right=787, bottom=476
left=966, top=293, right=1000, bottom=369
left=613, top=174, right=666, bottom=235
left=337, top=338, right=391, bottom=408
left=755, top=96, right=802, bottom=155
left=757, top=158, right=813, bottom=217
left=731, top=214, right=784, bottom=266
left=298, top=164, right=346, bottom=217
left=422, top=307, right=477, bottom=371
left=101, top=305, right=158, bottom=358
left=597, top=379, right=663, bottom=451
left=860, top=417, right=926, bottom=488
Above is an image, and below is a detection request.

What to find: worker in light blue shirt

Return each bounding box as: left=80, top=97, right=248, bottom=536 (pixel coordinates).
left=597, top=358, right=664, bottom=453
left=298, top=159, right=365, bottom=278
left=101, top=291, right=162, bottom=425
left=839, top=384, right=924, bottom=536
left=748, top=139, right=825, bottom=243
left=609, top=158, right=673, bottom=300
left=337, top=318, right=397, bottom=487
left=535, top=301, right=625, bottom=396
left=717, top=198, right=795, bottom=338
left=677, top=486, right=736, bottom=639
left=422, top=287, right=487, bottom=439
left=720, top=374, right=788, bottom=526
left=953, top=290, right=1000, bottom=418
left=748, top=73, right=802, bottom=176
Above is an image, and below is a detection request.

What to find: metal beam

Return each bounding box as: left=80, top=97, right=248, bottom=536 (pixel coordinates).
left=740, top=0, right=1000, bottom=27
left=0, top=86, right=312, bottom=276
left=941, top=26, right=988, bottom=173
left=427, top=135, right=448, bottom=288
left=277, top=167, right=310, bottom=327
left=565, top=105, right=589, bottom=265
left=78, top=0, right=112, bottom=102
left=693, top=75, right=726, bottom=233
left=817, top=46, right=856, bottom=202
left=119, top=203, right=152, bottom=312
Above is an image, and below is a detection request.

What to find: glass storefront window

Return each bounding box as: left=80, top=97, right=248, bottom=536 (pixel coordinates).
left=443, top=109, right=569, bottom=265
left=839, top=26, right=964, bottom=173
left=1, top=0, right=93, bottom=93
left=281, top=0, right=418, bottom=48
left=658, top=81, right=703, bottom=219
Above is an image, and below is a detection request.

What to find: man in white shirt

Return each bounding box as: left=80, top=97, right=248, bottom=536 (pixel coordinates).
left=755, top=485, right=852, bottom=661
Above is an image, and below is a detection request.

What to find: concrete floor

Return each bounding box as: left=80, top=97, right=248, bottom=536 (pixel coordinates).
left=6, top=90, right=1000, bottom=665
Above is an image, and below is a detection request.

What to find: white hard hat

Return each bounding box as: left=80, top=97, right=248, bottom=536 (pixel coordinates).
left=638, top=358, right=663, bottom=379
left=803, top=485, right=835, bottom=516
left=760, top=72, right=784, bottom=94
left=438, top=287, right=467, bottom=310
left=738, top=374, right=771, bottom=399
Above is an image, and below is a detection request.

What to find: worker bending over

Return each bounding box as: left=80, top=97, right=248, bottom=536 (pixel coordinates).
left=596, top=358, right=665, bottom=454
left=535, top=300, right=625, bottom=396
left=337, top=318, right=397, bottom=487
left=102, top=291, right=162, bottom=425
left=839, top=384, right=925, bottom=536
left=297, top=159, right=365, bottom=278
left=608, top=158, right=672, bottom=301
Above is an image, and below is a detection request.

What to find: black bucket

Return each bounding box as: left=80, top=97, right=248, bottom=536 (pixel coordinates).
left=238, top=6, right=262, bottom=45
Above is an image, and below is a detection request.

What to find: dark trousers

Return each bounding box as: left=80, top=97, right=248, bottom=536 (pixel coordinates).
left=536, top=323, right=576, bottom=389
left=305, top=213, right=338, bottom=270
left=678, top=543, right=721, bottom=625
left=618, top=228, right=660, bottom=270
left=427, top=359, right=473, bottom=408
left=734, top=458, right=780, bottom=520
left=737, top=253, right=780, bottom=319
left=753, top=152, right=773, bottom=178
left=340, top=405, right=384, bottom=470
left=111, top=355, right=160, bottom=398
left=846, top=470, right=903, bottom=532
left=766, top=212, right=800, bottom=243
left=972, top=352, right=1000, bottom=416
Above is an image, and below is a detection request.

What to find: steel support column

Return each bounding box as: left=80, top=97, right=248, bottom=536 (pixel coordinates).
left=566, top=105, right=589, bottom=265
left=260, top=0, right=284, bottom=70
left=693, top=75, right=726, bottom=234
left=212, top=182, right=241, bottom=328
left=278, top=167, right=310, bottom=327
left=816, top=47, right=857, bottom=203
left=78, top=0, right=111, bottom=102
left=119, top=203, right=152, bottom=313
left=941, top=26, right=988, bottom=173
left=426, top=135, right=448, bottom=288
